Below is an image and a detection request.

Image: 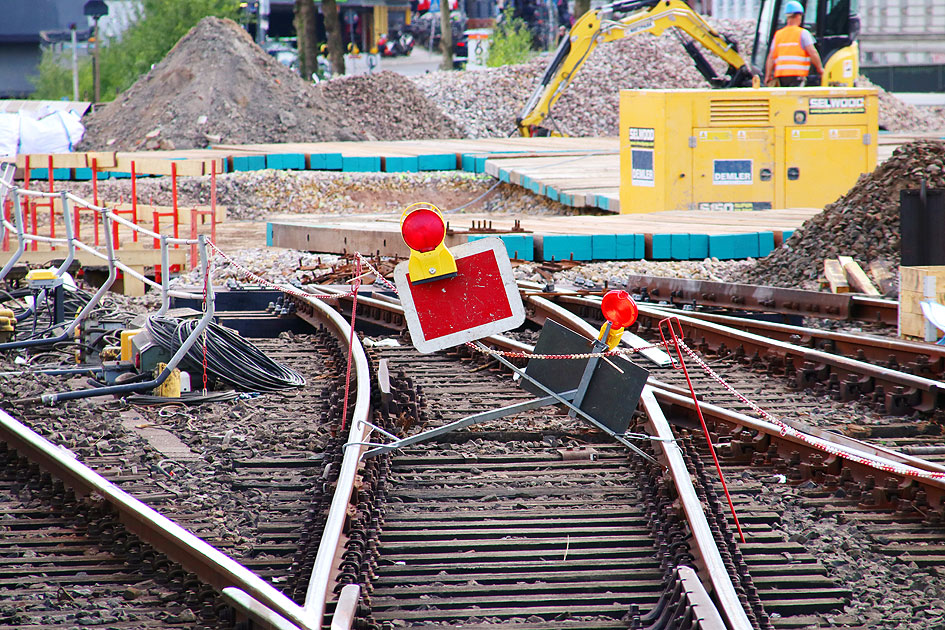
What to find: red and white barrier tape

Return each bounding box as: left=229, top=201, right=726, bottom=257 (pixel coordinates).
left=207, top=241, right=358, bottom=300
left=676, top=339, right=945, bottom=483
left=469, top=342, right=663, bottom=361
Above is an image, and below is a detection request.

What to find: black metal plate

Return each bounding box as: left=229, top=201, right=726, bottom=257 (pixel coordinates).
left=522, top=319, right=649, bottom=435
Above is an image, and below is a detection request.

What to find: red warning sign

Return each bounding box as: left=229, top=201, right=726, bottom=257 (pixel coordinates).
left=395, top=237, right=525, bottom=353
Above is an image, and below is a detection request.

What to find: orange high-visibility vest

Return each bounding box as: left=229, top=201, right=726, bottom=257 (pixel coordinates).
left=772, top=25, right=811, bottom=77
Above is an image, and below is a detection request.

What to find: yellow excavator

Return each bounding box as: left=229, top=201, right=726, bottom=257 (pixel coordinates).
left=516, top=0, right=861, bottom=136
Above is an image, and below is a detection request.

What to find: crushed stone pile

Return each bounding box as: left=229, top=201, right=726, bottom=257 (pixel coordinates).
left=413, top=19, right=944, bottom=137
left=744, top=140, right=945, bottom=289
left=80, top=17, right=460, bottom=151
left=857, top=76, right=945, bottom=132
left=315, top=71, right=465, bottom=140
left=413, top=19, right=757, bottom=138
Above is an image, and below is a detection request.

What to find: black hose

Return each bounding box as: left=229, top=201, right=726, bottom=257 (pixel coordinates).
left=145, top=316, right=305, bottom=392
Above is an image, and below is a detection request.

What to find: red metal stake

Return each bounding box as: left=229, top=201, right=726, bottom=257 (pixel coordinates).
left=658, top=316, right=746, bottom=543
left=130, top=161, right=138, bottom=242
left=47, top=155, right=55, bottom=250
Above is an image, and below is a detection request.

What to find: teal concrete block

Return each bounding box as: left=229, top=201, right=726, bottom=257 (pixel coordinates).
left=268, top=153, right=304, bottom=170
left=559, top=193, right=574, bottom=206
left=343, top=156, right=381, bottom=172
left=233, top=155, right=266, bottom=171
left=461, top=154, right=476, bottom=172
left=651, top=234, right=672, bottom=260
left=476, top=156, right=488, bottom=173
left=110, top=171, right=131, bottom=179
left=782, top=229, right=794, bottom=241
left=308, top=153, right=343, bottom=170
left=386, top=156, right=420, bottom=172
left=468, top=234, right=534, bottom=261
left=734, top=233, right=759, bottom=258
left=758, top=231, right=775, bottom=257
left=30, top=168, right=73, bottom=180
left=708, top=234, right=737, bottom=260
left=545, top=186, right=559, bottom=202
left=542, top=235, right=592, bottom=262
left=592, top=234, right=617, bottom=260
left=689, top=233, right=709, bottom=259
left=72, top=168, right=93, bottom=180
left=670, top=233, right=690, bottom=261
left=418, top=154, right=455, bottom=171
left=498, top=169, right=510, bottom=183
left=615, top=234, right=642, bottom=260
left=501, top=234, right=534, bottom=261
left=266, top=223, right=273, bottom=247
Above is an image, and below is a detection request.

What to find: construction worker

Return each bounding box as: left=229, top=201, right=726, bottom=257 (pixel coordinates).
left=764, top=1, right=824, bottom=87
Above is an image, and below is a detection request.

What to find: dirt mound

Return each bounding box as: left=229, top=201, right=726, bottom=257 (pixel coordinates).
left=315, top=71, right=464, bottom=140
left=744, top=140, right=945, bottom=289
left=80, top=17, right=463, bottom=151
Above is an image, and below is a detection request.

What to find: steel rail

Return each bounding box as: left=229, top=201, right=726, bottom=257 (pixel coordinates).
left=639, top=387, right=753, bottom=630
left=292, top=287, right=373, bottom=628
left=648, top=386, right=945, bottom=508
left=637, top=305, right=945, bottom=378
left=546, top=295, right=945, bottom=415
left=618, top=274, right=897, bottom=325
left=0, top=406, right=317, bottom=630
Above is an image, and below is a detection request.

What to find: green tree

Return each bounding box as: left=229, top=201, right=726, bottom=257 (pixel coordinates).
left=31, top=0, right=239, bottom=101
left=486, top=8, right=533, bottom=67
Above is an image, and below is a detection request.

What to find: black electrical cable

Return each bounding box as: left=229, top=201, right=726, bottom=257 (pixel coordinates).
left=145, top=316, right=306, bottom=392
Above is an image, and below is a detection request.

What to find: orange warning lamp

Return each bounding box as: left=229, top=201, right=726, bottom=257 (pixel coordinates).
left=401, top=203, right=457, bottom=284
left=598, top=290, right=638, bottom=350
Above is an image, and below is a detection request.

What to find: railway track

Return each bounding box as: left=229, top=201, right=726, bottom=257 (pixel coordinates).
left=1, top=273, right=944, bottom=630
left=302, top=279, right=945, bottom=629
left=0, top=293, right=366, bottom=630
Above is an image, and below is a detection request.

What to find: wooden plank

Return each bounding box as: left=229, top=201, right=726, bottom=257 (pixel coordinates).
left=837, top=256, right=880, bottom=295
left=868, top=260, right=896, bottom=295
left=0, top=248, right=187, bottom=269
left=824, top=259, right=850, bottom=293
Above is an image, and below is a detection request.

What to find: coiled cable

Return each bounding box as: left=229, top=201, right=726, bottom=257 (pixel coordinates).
left=145, top=316, right=305, bottom=392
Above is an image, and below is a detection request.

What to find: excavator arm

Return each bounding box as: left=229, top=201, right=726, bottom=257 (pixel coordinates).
left=516, top=0, right=756, bottom=136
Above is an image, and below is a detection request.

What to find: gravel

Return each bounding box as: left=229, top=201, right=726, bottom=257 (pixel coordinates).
left=79, top=15, right=943, bottom=152
left=79, top=17, right=460, bottom=151
left=743, top=140, right=945, bottom=290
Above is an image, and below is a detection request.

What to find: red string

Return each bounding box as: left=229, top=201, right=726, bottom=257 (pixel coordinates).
left=340, top=257, right=362, bottom=432
left=657, top=316, right=746, bottom=544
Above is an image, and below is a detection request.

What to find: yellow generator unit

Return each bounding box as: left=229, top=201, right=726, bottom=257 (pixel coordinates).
left=619, top=87, right=878, bottom=213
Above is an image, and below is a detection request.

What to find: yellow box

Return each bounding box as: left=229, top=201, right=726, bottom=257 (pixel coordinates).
left=120, top=328, right=144, bottom=362
left=619, top=87, right=878, bottom=213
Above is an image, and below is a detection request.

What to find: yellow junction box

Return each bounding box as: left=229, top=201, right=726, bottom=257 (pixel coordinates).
left=619, top=87, right=878, bottom=213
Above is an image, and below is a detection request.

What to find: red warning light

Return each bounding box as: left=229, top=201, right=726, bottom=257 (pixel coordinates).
left=601, top=290, right=638, bottom=328
left=401, top=207, right=445, bottom=252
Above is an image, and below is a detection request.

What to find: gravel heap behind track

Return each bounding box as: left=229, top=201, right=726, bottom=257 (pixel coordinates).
left=744, top=140, right=945, bottom=288
left=414, top=19, right=757, bottom=138
left=80, top=17, right=460, bottom=151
